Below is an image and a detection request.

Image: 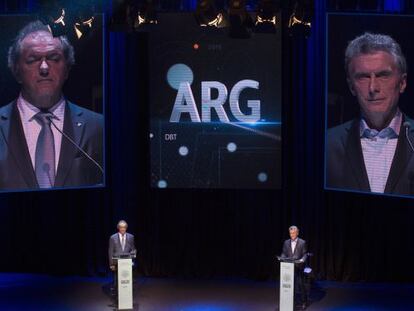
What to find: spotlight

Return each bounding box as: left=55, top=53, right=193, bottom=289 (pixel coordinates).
left=73, top=5, right=95, bottom=39
left=39, top=2, right=68, bottom=37
left=195, top=0, right=227, bottom=28
left=135, top=0, right=158, bottom=28
left=255, top=0, right=280, bottom=33
left=228, top=0, right=253, bottom=38
left=288, top=0, right=313, bottom=37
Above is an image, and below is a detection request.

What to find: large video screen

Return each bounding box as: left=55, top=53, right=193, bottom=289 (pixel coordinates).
left=0, top=15, right=104, bottom=192
left=325, top=13, right=414, bottom=197
left=149, top=13, right=282, bottom=189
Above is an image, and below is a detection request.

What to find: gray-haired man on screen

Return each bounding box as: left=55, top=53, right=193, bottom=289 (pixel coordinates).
left=0, top=20, right=103, bottom=191
left=327, top=33, right=414, bottom=195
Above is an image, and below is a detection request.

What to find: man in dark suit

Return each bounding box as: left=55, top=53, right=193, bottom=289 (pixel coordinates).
left=281, top=225, right=308, bottom=310
left=108, top=220, right=137, bottom=271
left=0, top=20, right=103, bottom=191
left=327, top=33, right=414, bottom=195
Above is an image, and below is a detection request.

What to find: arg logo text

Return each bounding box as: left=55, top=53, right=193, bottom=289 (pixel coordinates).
left=167, top=64, right=261, bottom=123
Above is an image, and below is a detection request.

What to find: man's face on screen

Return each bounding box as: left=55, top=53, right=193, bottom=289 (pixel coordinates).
left=15, top=30, right=69, bottom=109
left=347, top=51, right=407, bottom=129
left=289, top=229, right=298, bottom=240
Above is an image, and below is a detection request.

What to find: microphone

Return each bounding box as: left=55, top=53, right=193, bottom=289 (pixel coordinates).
left=403, top=121, right=414, bottom=153
left=47, top=117, right=104, bottom=175
left=402, top=122, right=414, bottom=195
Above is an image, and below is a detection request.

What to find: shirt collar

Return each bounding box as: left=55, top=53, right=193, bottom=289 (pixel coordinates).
left=291, top=238, right=298, bottom=243
left=17, top=94, right=66, bottom=123
left=360, top=109, right=402, bottom=139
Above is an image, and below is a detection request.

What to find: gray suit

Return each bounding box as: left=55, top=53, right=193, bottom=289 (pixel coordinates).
left=281, top=238, right=308, bottom=304
left=108, top=232, right=136, bottom=266
left=281, top=238, right=308, bottom=264
left=0, top=100, right=103, bottom=190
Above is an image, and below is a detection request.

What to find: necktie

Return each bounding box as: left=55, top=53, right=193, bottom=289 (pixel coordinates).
left=121, top=235, right=125, bottom=251
left=34, top=112, right=55, bottom=188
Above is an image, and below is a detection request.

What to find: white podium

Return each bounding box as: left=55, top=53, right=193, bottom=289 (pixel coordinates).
left=278, top=258, right=295, bottom=311
left=117, top=258, right=133, bottom=310
left=277, top=256, right=304, bottom=311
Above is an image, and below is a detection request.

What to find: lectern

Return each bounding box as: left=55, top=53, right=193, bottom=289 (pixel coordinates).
left=112, top=253, right=136, bottom=310
left=277, top=257, right=302, bottom=311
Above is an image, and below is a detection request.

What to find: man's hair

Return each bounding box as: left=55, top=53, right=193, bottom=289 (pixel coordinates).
left=289, top=225, right=299, bottom=232
left=7, top=20, right=75, bottom=74
left=117, top=220, right=128, bottom=228
left=345, top=32, right=407, bottom=76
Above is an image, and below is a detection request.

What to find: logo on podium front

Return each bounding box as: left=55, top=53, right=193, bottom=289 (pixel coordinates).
left=282, top=273, right=292, bottom=283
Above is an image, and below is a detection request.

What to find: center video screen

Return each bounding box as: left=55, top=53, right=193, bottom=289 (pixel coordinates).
left=149, top=13, right=282, bottom=189
left=325, top=13, right=414, bottom=197
left=0, top=14, right=104, bottom=193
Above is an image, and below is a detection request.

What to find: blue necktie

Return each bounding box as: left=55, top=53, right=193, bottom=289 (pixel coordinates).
left=34, top=112, right=55, bottom=188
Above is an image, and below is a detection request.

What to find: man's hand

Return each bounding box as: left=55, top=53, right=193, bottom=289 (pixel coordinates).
left=110, top=265, right=116, bottom=271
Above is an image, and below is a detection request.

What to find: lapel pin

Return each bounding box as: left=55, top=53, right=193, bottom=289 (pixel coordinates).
left=76, top=122, right=82, bottom=127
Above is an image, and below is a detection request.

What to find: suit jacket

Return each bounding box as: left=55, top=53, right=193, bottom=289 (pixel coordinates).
left=326, top=114, right=414, bottom=195
left=281, top=238, right=307, bottom=260
left=108, top=232, right=136, bottom=266
left=281, top=238, right=307, bottom=270
left=0, top=100, right=103, bottom=191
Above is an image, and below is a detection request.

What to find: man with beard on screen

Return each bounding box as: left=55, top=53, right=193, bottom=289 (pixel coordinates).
left=326, top=32, right=414, bottom=195
left=0, top=20, right=103, bottom=191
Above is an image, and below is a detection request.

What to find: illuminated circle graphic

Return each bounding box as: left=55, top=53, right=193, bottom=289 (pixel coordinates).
left=158, top=180, right=168, bottom=188
left=227, top=142, right=237, bottom=153
left=149, top=133, right=154, bottom=139
left=179, top=146, right=189, bottom=156
left=258, top=172, right=268, bottom=183
left=167, top=63, right=194, bottom=90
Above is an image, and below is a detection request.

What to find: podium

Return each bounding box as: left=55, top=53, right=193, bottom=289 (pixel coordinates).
left=112, top=253, right=136, bottom=310
left=277, top=257, right=302, bottom=311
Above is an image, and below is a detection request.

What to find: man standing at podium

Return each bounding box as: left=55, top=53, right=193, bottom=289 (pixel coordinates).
left=281, top=225, right=308, bottom=310
left=108, top=220, right=136, bottom=271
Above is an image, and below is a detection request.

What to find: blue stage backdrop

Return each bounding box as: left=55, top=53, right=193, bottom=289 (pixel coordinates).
left=0, top=0, right=413, bottom=282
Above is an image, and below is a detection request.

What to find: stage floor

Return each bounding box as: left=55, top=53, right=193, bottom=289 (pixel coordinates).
left=0, top=273, right=413, bottom=310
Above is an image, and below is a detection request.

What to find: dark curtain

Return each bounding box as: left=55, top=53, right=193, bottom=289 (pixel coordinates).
left=0, top=0, right=414, bottom=282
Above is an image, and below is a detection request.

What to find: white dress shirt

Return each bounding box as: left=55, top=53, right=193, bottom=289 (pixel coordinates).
left=17, top=94, right=65, bottom=173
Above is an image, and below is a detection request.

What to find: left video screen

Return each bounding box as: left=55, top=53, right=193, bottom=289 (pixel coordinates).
left=0, top=15, right=104, bottom=192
